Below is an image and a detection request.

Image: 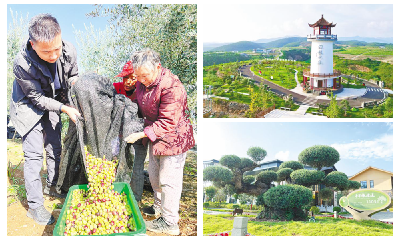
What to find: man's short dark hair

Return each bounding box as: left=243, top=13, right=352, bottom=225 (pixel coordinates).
left=29, top=14, right=61, bottom=43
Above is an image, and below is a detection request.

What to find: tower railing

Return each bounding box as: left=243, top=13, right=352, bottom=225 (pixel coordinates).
left=307, top=34, right=337, bottom=40
left=303, top=69, right=341, bottom=78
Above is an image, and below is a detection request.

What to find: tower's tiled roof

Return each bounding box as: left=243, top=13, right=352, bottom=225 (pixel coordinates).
left=309, top=14, right=336, bottom=27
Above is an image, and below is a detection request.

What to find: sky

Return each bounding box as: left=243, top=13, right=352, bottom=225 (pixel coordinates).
left=202, top=4, right=393, bottom=43
left=200, top=122, right=393, bottom=176
left=6, top=4, right=111, bottom=58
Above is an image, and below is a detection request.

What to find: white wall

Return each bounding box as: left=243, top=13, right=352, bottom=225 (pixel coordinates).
left=310, top=40, right=334, bottom=74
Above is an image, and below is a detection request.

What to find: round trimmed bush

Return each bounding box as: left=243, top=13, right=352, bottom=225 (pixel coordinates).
left=204, top=202, right=210, bottom=208
left=220, top=155, right=241, bottom=169
left=232, top=204, right=239, bottom=209
left=256, top=170, right=277, bottom=184
left=333, top=206, right=341, bottom=213
left=324, top=171, right=350, bottom=191
left=290, top=169, right=325, bottom=187
left=279, top=160, right=304, bottom=170
left=247, top=147, right=267, bottom=162
left=298, top=145, right=340, bottom=170
left=262, top=184, right=313, bottom=221
left=263, top=184, right=313, bottom=210
left=277, top=168, right=294, bottom=182
left=243, top=175, right=255, bottom=184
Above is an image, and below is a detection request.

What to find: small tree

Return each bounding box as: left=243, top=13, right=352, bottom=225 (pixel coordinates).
left=340, top=100, right=351, bottom=116
left=326, top=93, right=343, bottom=118
left=318, top=188, right=333, bottom=213
left=215, top=188, right=227, bottom=203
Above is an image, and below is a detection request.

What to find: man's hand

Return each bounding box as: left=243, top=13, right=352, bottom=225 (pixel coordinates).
left=124, top=132, right=146, bottom=143
left=61, top=105, right=81, bottom=123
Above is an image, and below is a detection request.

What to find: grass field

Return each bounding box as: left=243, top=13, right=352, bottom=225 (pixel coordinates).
left=203, top=214, right=393, bottom=236
left=335, top=46, right=393, bottom=56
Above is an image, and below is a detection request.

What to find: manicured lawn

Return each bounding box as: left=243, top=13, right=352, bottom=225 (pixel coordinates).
left=203, top=214, right=393, bottom=236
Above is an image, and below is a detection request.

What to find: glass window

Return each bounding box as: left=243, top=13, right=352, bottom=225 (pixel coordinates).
left=370, top=180, right=374, bottom=188
left=360, top=181, right=367, bottom=189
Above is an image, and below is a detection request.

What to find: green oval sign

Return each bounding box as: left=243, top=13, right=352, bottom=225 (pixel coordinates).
left=339, top=189, right=391, bottom=211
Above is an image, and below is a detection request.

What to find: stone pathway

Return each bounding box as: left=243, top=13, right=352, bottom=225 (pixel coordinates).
left=341, top=211, right=393, bottom=223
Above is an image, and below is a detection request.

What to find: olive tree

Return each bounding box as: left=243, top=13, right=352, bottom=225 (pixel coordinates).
left=298, top=145, right=340, bottom=170
left=7, top=9, right=29, bottom=113
left=203, top=146, right=275, bottom=196
left=77, top=4, right=197, bottom=131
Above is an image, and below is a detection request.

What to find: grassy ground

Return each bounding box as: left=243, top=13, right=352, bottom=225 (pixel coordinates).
left=335, top=46, right=393, bottom=56
left=203, top=214, right=393, bottom=236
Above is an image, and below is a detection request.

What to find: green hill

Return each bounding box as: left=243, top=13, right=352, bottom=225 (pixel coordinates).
left=260, top=37, right=307, bottom=48
left=210, top=41, right=264, bottom=52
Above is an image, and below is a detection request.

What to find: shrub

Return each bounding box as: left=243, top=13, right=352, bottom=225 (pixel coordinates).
left=256, top=170, right=277, bottom=184
left=262, top=184, right=313, bottom=221
left=204, top=202, right=210, bottom=208
left=333, top=206, right=341, bottom=213
left=232, top=204, right=239, bottom=209
left=310, top=206, right=320, bottom=215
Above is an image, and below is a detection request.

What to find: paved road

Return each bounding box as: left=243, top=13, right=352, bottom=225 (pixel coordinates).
left=239, top=65, right=385, bottom=108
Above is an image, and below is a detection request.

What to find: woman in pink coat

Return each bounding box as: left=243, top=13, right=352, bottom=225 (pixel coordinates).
left=125, top=48, right=195, bottom=235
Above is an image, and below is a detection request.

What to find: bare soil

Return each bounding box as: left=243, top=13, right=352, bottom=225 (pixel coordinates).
left=7, top=139, right=197, bottom=236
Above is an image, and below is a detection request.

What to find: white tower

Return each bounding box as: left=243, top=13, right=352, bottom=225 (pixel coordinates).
left=303, top=15, right=341, bottom=93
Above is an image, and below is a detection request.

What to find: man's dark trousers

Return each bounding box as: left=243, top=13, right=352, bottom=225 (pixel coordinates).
left=23, top=111, right=62, bottom=209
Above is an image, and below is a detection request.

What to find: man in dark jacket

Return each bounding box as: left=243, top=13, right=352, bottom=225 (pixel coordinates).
left=9, top=14, right=81, bottom=225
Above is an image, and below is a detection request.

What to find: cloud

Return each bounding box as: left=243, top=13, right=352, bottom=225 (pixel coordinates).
left=275, top=151, right=290, bottom=161
left=331, top=134, right=393, bottom=162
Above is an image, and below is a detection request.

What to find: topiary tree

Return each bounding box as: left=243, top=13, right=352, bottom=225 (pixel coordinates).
left=298, top=145, right=340, bottom=170
left=204, top=146, right=276, bottom=197
left=262, top=184, right=313, bottom=221
left=279, top=160, right=304, bottom=171
left=276, top=168, right=294, bottom=183
left=203, top=165, right=233, bottom=188
left=323, top=171, right=350, bottom=191
left=205, top=186, right=217, bottom=202
left=318, top=188, right=333, bottom=213
left=348, top=180, right=361, bottom=190
left=247, top=147, right=267, bottom=162
left=290, top=169, right=325, bottom=187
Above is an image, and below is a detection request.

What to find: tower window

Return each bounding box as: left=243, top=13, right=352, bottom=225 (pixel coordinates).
left=319, top=45, right=323, bottom=49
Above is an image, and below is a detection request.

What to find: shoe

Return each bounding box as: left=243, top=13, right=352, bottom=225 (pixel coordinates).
left=27, top=205, right=55, bottom=225
left=145, top=217, right=179, bottom=235
left=142, top=205, right=161, bottom=218
left=44, top=185, right=67, bottom=198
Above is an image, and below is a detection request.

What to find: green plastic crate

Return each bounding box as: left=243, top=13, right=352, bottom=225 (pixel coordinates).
left=53, top=182, right=146, bottom=236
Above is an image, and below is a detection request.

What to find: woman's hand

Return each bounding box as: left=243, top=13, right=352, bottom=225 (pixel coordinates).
left=61, top=105, right=81, bottom=123
left=124, top=132, right=147, bottom=143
